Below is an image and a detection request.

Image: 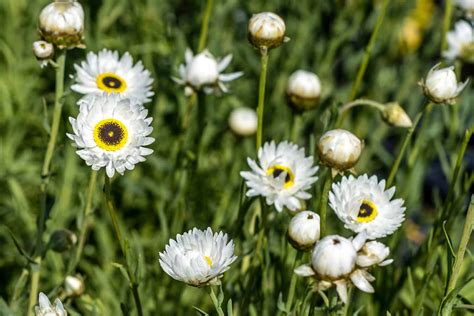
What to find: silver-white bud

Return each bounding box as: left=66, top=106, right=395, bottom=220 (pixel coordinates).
left=64, top=275, right=85, bottom=297
left=228, top=107, right=258, bottom=136
left=382, top=102, right=413, bottom=128
left=186, top=49, right=219, bottom=89
left=420, top=63, right=468, bottom=104
left=318, top=129, right=363, bottom=171
left=311, top=235, right=357, bottom=279
left=248, top=12, right=286, bottom=49
left=287, top=211, right=320, bottom=251
left=286, top=70, right=322, bottom=111
left=356, top=241, right=393, bottom=267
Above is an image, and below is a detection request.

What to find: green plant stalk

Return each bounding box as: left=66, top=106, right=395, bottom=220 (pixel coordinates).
left=209, top=287, right=226, bottom=316
left=285, top=252, right=301, bottom=312
left=319, top=174, right=332, bottom=237
left=291, top=113, right=301, bottom=143
left=104, top=175, right=143, bottom=316
left=386, top=102, right=432, bottom=187
left=337, top=99, right=386, bottom=127
left=407, top=103, right=433, bottom=167
left=446, top=196, right=474, bottom=294
left=197, top=0, right=214, bottom=52
left=342, top=287, right=353, bottom=316
left=256, top=48, right=269, bottom=152
left=27, top=50, right=66, bottom=316
left=441, top=0, right=453, bottom=53
left=349, top=0, right=389, bottom=101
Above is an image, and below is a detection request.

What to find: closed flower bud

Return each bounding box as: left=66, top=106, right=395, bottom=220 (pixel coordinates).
left=286, top=70, right=322, bottom=111
left=248, top=12, right=286, bottom=49
left=287, top=211, right=320, bottom=251
left=382, top=102, right=412, bottom=128
left=39, top=0, right=85, bottom=49
left=420, top=64, right=468, bottom=104
left=64, top=275, right=85, bottom=297
left=312, top=235, right=357, bottom=279
left=33, top=40, right=54, bottom=68
left=318, top=129, right=363, bottom=172
left=229, top=107, right=258, bottom=136
left=356, top=241, right=393, bottom=267
left=186, top=50, right=220, bottom=89
left=48, top=229, right=77, bottom=253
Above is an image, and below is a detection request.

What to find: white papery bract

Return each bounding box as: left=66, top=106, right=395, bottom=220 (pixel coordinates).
left=329, top=174, right=406, bottom=239
left=248, top=12, right=286, bottom=49
left=71, top=49, right=154, bottom=104
left=240, top=141, right=319, bottom=212
left=443, top=20, right=474, bottom=62
left=67, top=94, right=154, bottom=178
left=287, top=210, right=320, bottom=250
left=35, top=292, right=67, bottom=316
left=420, top=63, right=468, bottom=104
left=33, top=41, right=54, bottom=68
left=159, top=228, right=237, bottom=287
left=172, top=48, right=243, bottom=96
left=356, top=241, right=393, bottom=267
left=318, top=129, right=362, bottom=172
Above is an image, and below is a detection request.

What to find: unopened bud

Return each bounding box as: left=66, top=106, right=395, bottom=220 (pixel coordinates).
left=49, top=229, right=77, bottom=253
left=286, top=70, right=322, bottom=111
left=64, top=275, right=85, bottom=297
left=248, top=12, right=286, bottom=50
left=33, top=40, right=54, bottom=68
left=382, top=102, right=412, bottom=128
left=318, top=129, right=363, bottom=172
left=420, top=63, right=468, bottom=105
left=287, top=211, right=320, bottom=251
left=228, top=107, right=258, bottom=136
left=312, top=235, right=357, bottom=279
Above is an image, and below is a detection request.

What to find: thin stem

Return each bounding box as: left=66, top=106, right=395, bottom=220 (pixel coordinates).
left=386, top=102, right=432, bottom=187
left=291, top=113, right=301, bottom=143
left=285, top=252, right=301, bottom=313
left=337, top=99, right=385, bottom=126
left=319, top=175, right=332, bottom=237
left=441, top=0, right=453, bottom=53
left=197, top=0, right=214, bottom=52
left=27, top=50, right=66, bottom=316
left=349, top=0, right=389, bottom=101
left=407, top=103, right=433, bottom=167
left=256, top=48, right=269, bottom=152
left=209, top=287, right=225, bottom=316
left=446, top=196, right=474, bottom=294
left=104, top=175, right=143, bottom=316
left=342, top=287, right=353, bottom=316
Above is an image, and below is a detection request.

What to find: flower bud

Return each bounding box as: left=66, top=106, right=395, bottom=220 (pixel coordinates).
left=48, top=229, right=77, bottom=253
left=318, top=129, right=363, bottom=172
left=228, top=107, right=258, bottom=136
left=186, top=49, right=219, bottom=89
left=287, top=211, right=320, bottom=251
left=381, top=102, right=412, bottom=128
left=248, top=12, right=286, bottom=49
left=420, top=64, right=468, bottom=104
left=39, top=0, right=85, bottom=49
left=286, top=70, right=322, bottom=111
left=311, top=235, right=357, bottom=279
left=33, top=40, right=54, bottom=68
left=356, top=241, right=393, bottom=267
left=64, top=275, right=85, bottom=297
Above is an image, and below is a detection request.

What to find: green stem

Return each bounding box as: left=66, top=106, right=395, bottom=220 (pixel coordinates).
left=27, top=50, right=66, bottom=316
left=209, top=287, right=225, bottom=316
left=446, top=196, right=474, bottom=294
left=337, top=99, right=386, bottom=126
left=386, top=102, right=432, bottom=187
left=349, top=0, right=389, bottom=101
left=291, top=113, right=301, bottom=143
left=319, top=175, right=332, bottom=237
left=441, top=0, right=453, bottom=53
left=407, top=103, right=433, bottom=167
left=285, top=252, right=301, bottom=313
left=256, top=48, right=269, bottom=152
left=197, top=0, right=214, bottom=52
left=342, top=287, right=353, bottom=316
left=104, top=175, right=143, bottom=316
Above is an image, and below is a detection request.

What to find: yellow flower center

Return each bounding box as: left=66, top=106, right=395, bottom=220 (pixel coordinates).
left=93, top=118, right=128, bottom=152
left=356, top=200, right=378, bottom=223
left=96, top=72, right=127, bottom=93
left=204, top=256, right=213, bottom=268
left=266, top=164, right=294, bottom=189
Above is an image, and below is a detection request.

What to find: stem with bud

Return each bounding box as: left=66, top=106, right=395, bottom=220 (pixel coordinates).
left=256, top=47, right=269, bottom=152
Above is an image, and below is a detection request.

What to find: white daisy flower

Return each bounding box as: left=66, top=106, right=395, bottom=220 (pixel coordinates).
left=35, top=292, right=66, bottom=316
left=71, top=49, right=154, bottom=104
left=240, top=141, right=319, bottom=212
left=443, top=20, right=474, bottom=62
left=159, top=227, right=237, bottom=287
left=329, top=174, right=406, bottom=239
left=172, top=48, right=243, bottom=96
left=67, top=94, right=154, bottom=178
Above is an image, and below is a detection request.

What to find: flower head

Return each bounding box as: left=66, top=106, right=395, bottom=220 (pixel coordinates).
left=159, top=227, right=237, bottom=287
left=381, top=102, right=413, bottom=128
left=67, top=94, right=154, bottom=178
left=287, top=210, right=320, bottom=251
left=173, top=48, right=243, bottom=96
left=35, top=292, right=66, bottom=316
left=64, top=275, right=85, bottom=297
left=356, top=241, right=393, bottom=267
left=71, top=49, right=154, bottom=104
left=318, top=129, right=363, bottom=173
left=329, top=174, right=406, bottom=239
left=39, top=0, right=84, bottom=49
left=286, top=70, right=322, bottom=111
left=420, top=63, right=469, bottom=104
left=240, top=141, right=319, bottom=212
left=228, top=107, right=258, bottom=136
left=455, top=0, right=474, bottom=19
left=33, top=40, right=54, bottom=68
left=248, top=12, right=286, bottom=49
left=443, top=20, right=474, bottom=62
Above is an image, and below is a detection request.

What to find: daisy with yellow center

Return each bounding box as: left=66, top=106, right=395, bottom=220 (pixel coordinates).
left=71, top=49, right=154, bottom=103
left=329, top=174, right=406, bottom=239
left=240, top=141, right=319, bottom=212
left=159, top=228, right=237, bottom=287
left=67, top=94, right=155, bottom=178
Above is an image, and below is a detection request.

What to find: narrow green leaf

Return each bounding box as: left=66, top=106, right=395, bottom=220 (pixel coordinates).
left=192, top=306, right=209, bottom=315
left=439, top=277, right=474, bottom=316
left=6, top=227, right=36, bottom=264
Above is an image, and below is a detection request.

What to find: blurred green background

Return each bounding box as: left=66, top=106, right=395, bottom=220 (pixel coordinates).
left=0, top=0, right=473, bottom=315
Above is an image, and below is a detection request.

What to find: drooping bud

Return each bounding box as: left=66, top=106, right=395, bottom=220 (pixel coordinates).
left=286, top=70, right=322, bottom=111
left=48, top=229, right=77, bottom=253
left=381, top=102, right=413, bottom=128
left=228, top=107, right=258, bottom=137
left=38, top=0, right=85, bottom=49
left=287, top=211, right=320, bottom=251
left=64, top=275, right=85, bottom=297
left=32, top=40, right=54, bottom=68
left=311, top=235, right=357, bottom=279
left=420, top=63, right=468, bottom=104
left=318, top=129, right=363, bottom=173
left=248, top=12, right=286, bottom=50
